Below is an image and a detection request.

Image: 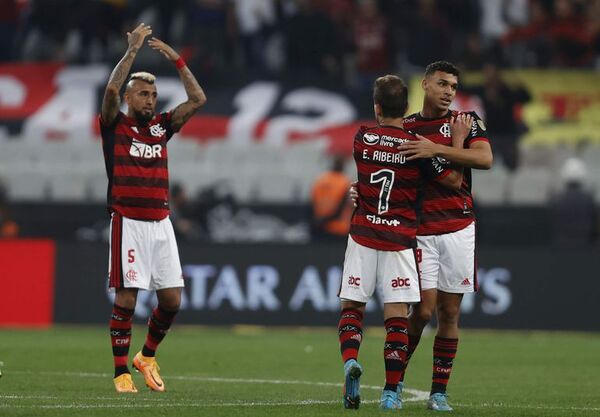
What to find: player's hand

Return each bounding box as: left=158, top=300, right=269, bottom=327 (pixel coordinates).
left=349, top=181, right=359, bottom=207
left=397, top=134, right=439, bottom=160
left=450, top=113, right=473, bottom=146
left=148, top=37, right=180, bottom=61
left=127, top=23, right=152, bottom=51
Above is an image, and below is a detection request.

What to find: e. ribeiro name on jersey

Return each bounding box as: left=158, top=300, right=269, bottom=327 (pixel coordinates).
left=351, top=125, right=450, bottom=251
left=403, top=110, right=489, bottom=236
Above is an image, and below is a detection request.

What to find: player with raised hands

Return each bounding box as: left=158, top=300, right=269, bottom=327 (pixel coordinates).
left=100, top=23, right=206, bottom=393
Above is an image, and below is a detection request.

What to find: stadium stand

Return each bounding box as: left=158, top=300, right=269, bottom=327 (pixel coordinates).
left=1, top=0, right=599, bottom=242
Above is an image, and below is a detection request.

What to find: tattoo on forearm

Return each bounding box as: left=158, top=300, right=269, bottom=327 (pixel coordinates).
left=102, top=48, right=138, bottom=123
left=172, top=103, right=196, bottom=121
left=179, top=67, right=205, bottom=104
left=171, top=67, right=206, bottom=129
left=108, top=49, right=137, bottom=90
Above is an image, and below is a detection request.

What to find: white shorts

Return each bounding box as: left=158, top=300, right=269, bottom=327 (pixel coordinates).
left=417, top=221, right=476, bottom=293
left=339, top=235, right=421, bottom=304
left=108, top=213, right=184, bottom=290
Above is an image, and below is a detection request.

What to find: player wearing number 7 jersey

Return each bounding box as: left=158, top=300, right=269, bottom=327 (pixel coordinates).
left=337, top=75, right=471, bottom=410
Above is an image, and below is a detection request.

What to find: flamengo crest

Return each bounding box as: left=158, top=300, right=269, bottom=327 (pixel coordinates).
left=150, top=123, right=166, bottom=137
left=439, top=123, right=451, bottom=138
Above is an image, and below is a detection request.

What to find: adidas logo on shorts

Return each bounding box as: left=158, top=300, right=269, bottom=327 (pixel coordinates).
left=461, top=278, right=471, bottom=286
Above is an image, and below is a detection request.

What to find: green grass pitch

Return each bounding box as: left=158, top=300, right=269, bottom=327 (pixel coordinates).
left=0, top=326, right=599, bottom=416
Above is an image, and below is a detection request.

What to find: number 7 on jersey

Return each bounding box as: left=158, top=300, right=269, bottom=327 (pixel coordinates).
left=370, top=169, right=394, bottom=215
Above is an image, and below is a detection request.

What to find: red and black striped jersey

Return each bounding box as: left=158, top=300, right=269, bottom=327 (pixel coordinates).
left=99, top=111, right=176, bottom=221
left=403, top=110, right=489, bottom=236
left=351, top=125, right=451, bottom=251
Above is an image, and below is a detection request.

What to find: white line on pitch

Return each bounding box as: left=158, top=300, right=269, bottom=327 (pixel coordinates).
left=454, top=402, right=600, bottom=412
left=1, top=399, right=600, bottom=412
left=0, top=399, right=383, bottom=409
left=5, top=370, right=429, bottom=402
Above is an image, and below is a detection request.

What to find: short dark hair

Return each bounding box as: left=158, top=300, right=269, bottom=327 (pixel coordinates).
left=373, top=75, right=408, bottom=119
left=425, top=61, right=460, bottom=78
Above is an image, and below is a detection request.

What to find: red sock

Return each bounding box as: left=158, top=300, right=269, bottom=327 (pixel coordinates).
left=338, top=308, right=363, bottom=363
left=110, top=304, right=133, bottom=377
left=431, top=336, right=458, bottom=394
left=383, top=317, right=408, bottom=391
left=399, top=332, right=422, bottom=383
left=141, top=306, right=177, bottom=357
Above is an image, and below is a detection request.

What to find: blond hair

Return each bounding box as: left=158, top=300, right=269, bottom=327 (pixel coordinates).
left=128, top=72, right=156, bottom=84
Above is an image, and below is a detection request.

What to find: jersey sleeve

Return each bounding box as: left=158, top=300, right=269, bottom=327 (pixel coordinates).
left=99, top=111, right=122, bottom=129
left=354, top=126, right=369, bottom=141
left=160, top=111, right=176, bottom=141
left=98, top=112, right=122, bottom=145
left=419, top=156, right=452, bottom=180
left=353, top=125, right=369, bottom=153
left=465, top=111, right=489, bottom=147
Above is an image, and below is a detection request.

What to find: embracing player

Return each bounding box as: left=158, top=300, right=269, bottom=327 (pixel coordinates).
left=396, top=61, right=493, bottom=411
left=337, top=74, right=472, bottom=410
left=349, top=61, right=492, bottom=411
left=100, top=23, right=206, bottom=393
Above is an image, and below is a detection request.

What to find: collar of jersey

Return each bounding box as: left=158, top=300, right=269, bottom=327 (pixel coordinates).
left=416, top=110, right=452, bottom=121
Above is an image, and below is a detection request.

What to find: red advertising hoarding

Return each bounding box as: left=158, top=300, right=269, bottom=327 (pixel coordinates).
left=0, top=239, right=56, bottom=327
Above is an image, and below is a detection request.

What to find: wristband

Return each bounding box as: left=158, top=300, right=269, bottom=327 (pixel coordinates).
left=174, top=57, right=186, bottom=70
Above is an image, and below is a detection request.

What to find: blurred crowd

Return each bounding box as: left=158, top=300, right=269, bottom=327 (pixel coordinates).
left=2, top=0, right=600, bottom=88
left=1, top=0, right=599, bottom=245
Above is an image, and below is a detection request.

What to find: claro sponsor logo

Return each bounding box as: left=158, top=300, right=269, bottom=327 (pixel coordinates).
left=366, top=215, right=401, bottom=227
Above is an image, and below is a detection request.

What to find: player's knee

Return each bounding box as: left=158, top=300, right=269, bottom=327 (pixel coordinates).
left=437, top=305, right=460, bottom=326
left=340, top=300, right=365, bottom=311
left=114, top=290, right=137, bottom=310
left=412, top=307, right=434, bottom=325
left=158, top=297, right=181, bottom=313
left=157, top=287, right=182, bottom=312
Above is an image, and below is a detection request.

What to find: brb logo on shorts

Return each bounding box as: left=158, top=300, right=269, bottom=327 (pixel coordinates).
left=348, top=276, right=361, bottom=286
left=391, top=277, right=410, bottom=288
left=130, top=138, right=163, bottom=159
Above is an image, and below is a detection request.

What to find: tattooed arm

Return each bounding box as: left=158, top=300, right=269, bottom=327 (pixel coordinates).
left=148, top=37, right=207, bottom=132
left=101, top=23, right=152, bottom=126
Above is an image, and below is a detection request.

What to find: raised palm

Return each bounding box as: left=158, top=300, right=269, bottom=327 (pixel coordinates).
left=148, top=37, right=180, bottom=61
left=127, top=23, right=152, bottom=50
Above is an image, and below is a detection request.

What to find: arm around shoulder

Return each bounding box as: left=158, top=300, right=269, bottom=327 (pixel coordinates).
left=434, top=140, right=493, bottom=170
left=443, top=113, right=493, bottom=169
left=466, top=140, right=493, bottom=169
